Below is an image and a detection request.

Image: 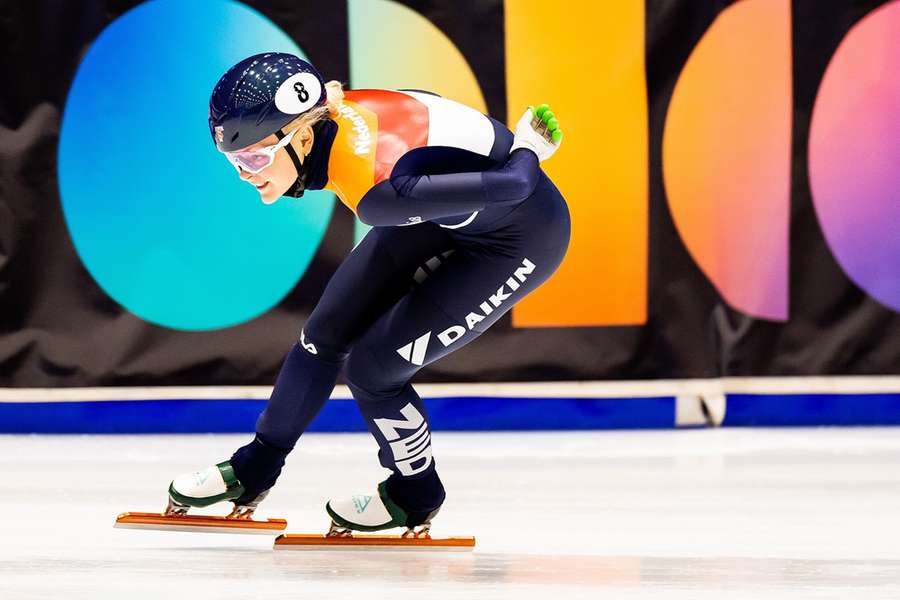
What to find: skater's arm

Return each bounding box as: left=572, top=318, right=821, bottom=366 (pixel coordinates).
left=356, top=106, right=563, bottom=227
left=356, top=149, right=540, bottom=227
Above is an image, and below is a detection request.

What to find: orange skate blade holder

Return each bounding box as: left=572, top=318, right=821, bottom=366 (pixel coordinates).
left=115, top=512, right=287, bottom=535
left=273, top=533, right=475, bottom=551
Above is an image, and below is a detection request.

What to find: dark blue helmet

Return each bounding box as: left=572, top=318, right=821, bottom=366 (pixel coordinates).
left=209, top=52, right=326, bottom=152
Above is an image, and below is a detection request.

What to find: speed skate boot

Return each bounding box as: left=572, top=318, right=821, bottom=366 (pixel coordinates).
left=166, top=434, right=290, bottom=519
left=115, top=436, right=290, bottom=534
left=273, top=479, right=472, bottom=550
left=275, top=472, right=474, bottom=549
left=325, top=474, right=445, bottom=539
left=167, top=461, right=266, bottom=519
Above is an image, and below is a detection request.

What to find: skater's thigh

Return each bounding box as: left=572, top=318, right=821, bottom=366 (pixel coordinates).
left=345, top=240, right=567, bottom=394
left=304, top=224, right=454, bottom=354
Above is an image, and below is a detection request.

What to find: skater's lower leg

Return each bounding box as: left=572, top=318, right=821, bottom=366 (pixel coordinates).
left=233, top=334, right=344, bottom=480
left=227, top=434, right=291, bottom=506
left=168, top=334, right=344, bottom=512
left=254, top=335, right=345, bottom=449
left=326, top=371, right=446, bottom=531
left=384, top=467, right=446, bottom=526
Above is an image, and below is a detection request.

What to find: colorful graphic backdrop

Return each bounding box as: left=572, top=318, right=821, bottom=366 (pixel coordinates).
left=1, top=0, right=897, bottom=386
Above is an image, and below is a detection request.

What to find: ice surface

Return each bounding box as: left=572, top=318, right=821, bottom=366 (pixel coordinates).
left=1, top=427, right=899, bottom=599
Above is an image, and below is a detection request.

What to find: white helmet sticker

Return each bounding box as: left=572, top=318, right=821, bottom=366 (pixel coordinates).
left=274, top=72, right=323, bottom=115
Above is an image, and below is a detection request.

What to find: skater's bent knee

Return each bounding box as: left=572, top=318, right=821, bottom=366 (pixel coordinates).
left=297, top=322, right=348, bottom=363
left=344, top=346, right=407, bottom=400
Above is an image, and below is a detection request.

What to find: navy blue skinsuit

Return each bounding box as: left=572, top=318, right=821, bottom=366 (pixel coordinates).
left=231, top=103, right=571, bottom=526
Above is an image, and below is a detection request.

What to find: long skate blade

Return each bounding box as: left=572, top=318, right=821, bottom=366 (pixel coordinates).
left=115, top=512, right=287, bottom=535
left=273, top=533, right=475, bottom=551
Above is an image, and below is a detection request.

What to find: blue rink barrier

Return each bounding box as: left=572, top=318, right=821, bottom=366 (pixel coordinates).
left=0, top=392, right=898, bottom=433
left=724, top=393, right=900, bottom=426
left=0, top=396, right=675, bottom=434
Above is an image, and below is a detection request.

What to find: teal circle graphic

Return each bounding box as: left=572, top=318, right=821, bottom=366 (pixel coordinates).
left=58, top=0, right=335, bottom=330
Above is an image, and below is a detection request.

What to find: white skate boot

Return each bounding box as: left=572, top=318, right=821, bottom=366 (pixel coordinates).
left=325, top=480, right=432, bottom=538
left=167, top=461, right=266, bottom=518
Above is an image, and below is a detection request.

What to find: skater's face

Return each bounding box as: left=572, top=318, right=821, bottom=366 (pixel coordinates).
left=231, top=124, right=315, bottom=204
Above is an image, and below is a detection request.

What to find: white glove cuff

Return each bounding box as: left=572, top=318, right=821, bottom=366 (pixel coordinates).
left=509, top=139, right=540, bottom=158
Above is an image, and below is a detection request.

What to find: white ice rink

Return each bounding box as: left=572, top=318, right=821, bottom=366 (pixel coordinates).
left=2, top=427, right=899, bottom=599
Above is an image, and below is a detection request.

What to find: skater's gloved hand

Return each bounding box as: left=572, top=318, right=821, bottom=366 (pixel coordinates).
left=510, top=104, right=563, bottom=162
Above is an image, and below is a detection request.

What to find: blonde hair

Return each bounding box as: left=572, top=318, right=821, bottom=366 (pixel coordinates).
left=285, top=80, right=345, bottom=132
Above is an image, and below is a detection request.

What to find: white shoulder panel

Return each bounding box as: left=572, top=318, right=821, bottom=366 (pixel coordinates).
left=400, top=90, right=495, bottom=157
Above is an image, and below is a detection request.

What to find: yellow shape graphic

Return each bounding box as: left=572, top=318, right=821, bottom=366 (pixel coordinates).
left=506, top=2, right=648, bottom=327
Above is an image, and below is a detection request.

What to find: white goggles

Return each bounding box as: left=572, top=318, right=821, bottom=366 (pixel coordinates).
left=222, top=127, right=299, bottom=174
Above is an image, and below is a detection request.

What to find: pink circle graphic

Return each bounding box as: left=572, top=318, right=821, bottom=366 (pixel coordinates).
left=809, top=0, right=900, bottom=312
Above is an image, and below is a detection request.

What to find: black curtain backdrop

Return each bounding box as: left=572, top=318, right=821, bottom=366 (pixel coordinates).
left=0, top=0, right=897, bottom=386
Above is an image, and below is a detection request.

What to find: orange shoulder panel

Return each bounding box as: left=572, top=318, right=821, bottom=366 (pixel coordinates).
left=325, top=90, right=429, bottom=212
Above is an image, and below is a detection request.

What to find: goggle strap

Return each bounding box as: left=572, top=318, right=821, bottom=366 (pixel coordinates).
left=279, top=127, right=306, bottom=181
